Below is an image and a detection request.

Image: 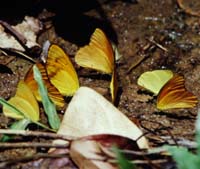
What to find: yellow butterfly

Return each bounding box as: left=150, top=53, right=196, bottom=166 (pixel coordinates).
left=156, top=75, right=198, bottom=110
left=3, top=80, right=39, bottom=122
left=25, top=44, right=79, bottom=108
left=75, top=28, right=117, bottom=103
left=46, top=44, right=79, bottom=96
left=25, top=63, right=65, bottom=108
left=137, top=70, right=174, bottom=95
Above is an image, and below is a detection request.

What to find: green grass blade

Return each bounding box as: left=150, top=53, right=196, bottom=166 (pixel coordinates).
left=164, top=145, right=200, bottom=169
left=1, top=119, right=30, bottom=142
left=33, top=65, right=60, bottom=130
left=112, top=146, right=136, bottom=169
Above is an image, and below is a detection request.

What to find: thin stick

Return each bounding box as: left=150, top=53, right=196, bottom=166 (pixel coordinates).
left=147, top=37, right=168, bottom=52
left=0, top=142, right=69, bottom=149
left=0, top=129, right=76, bottom=141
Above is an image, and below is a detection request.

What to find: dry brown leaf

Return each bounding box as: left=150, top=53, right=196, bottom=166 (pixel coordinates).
left=56, top=86, right=149, bottom=149
left=177, top=0, right=200, bottom=17
left=0, top=16, right=41, bottom=51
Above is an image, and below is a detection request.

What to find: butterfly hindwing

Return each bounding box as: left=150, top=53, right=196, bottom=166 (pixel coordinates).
left=3, top=80, right=39, bottom=121
left=157, top=75, right=198, bottom=110
left=25, top=63, right=65, bottom=108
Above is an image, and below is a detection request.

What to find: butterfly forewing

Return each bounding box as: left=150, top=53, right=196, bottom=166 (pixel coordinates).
left=137, top=70, right=173, bottom=95
left=46, top=44, right=79, bottom=96
left=110, top=67, right=118, bottom=103
left=157, top=75, right=198, bottom=110
left=75, top=28, right=114, bottom=74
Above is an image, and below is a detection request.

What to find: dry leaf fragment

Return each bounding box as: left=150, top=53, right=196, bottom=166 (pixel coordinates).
left=56, top=86, right=149, bottom=149
left=0, top=16, right=41, bottom=51
left=70, top=138, right=117, bottom=169
left=70, top=134, right=140, bottom=169
left=177, top=0, right=200, bottom=17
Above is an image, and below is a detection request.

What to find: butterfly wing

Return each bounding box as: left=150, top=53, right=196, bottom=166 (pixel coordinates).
left=157, top=75, right=198, bottom=110
left=46, top=44, right=79, bottom=96
left=137, top=70, right=174, bottom=95
left=25, top=63, right=65, bottom=108
left=75, top=28, right=114, bottom=74
left=3, top=81, right=39, bottom=121
left=110, top=66, right=118, bottom=103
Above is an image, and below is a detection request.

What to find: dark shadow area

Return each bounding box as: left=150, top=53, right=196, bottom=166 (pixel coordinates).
left=0, top=0, right=137, bottom=46
left=154, top=111, right=196, bottom=120
left=42, top=0, right=118, bottom=46
left=0, top=64, right=13, bottom=74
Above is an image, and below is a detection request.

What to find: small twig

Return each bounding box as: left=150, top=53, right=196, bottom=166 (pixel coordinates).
left=131, top=159, right=169, bottom=164
left=0, top=129, right=77, bottom=141
left=0, top=153, right=69, bottom=169
left=0, top=142, right=69, bottom=149
left=13, top=50, right=36, bottom=63
left=160, top=136, right=197, bottom=149
left=127, top=42, right=156, bottom=73
left=147, top=37, right=168, bottom=52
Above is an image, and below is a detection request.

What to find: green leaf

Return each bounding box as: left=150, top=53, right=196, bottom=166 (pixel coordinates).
left=112, top=146, right=136, bottom=169
left=164, top=146, right=200, bottom=169
left=1, top=119, right=30, bottom=142
left=33, top=65, right=60, bottom=130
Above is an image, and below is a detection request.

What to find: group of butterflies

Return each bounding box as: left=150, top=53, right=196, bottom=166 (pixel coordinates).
left=3, top=28, right=199, bottom=120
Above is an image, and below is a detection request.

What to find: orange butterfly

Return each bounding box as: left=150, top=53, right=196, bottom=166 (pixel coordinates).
left=25, top=63, right=65, bottom=108
left=75, top=28, right=117, bottom=103
left=157, top=75, right=198, bottom=110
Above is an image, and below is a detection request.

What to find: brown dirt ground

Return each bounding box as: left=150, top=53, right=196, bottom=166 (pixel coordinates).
left=0, top=0, right=200, bottom=168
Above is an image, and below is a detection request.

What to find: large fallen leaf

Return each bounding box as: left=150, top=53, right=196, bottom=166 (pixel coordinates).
left=57, top=86, right=149, bottom=149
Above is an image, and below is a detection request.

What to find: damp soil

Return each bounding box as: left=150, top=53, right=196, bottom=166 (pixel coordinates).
left=0, top=0, right=200, bottom=168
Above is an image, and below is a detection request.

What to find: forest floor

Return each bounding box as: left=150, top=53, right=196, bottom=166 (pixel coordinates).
left=0, top=0, right=200, bottom=168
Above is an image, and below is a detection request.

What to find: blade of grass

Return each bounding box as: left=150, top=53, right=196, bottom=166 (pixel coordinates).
left=1, top=119, right=30, bottom=142
left=33, top=65, right=60, bottom=130
left=112, top=146, right=136, bottom=169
